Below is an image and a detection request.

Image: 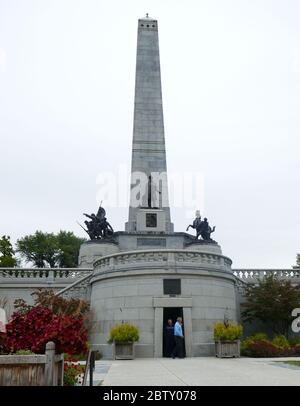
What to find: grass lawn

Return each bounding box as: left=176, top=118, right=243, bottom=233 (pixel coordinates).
left=280, top=361, right=300, bottom=368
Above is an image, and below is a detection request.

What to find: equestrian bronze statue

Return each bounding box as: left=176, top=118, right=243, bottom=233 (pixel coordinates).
left=186, top=213, right=216, bottom=241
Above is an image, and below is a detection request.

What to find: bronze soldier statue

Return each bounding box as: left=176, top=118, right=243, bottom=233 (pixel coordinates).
left=83, top=213, right=99, bottom=239
left=186, top=211, right=216, bottom=241
left=79, top=205, right=114, bottom=240
left=200, top=218, right=216, bottom=241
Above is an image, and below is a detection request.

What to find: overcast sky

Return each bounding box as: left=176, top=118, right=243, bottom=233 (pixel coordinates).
left=0, top=0, right=300, bottom=268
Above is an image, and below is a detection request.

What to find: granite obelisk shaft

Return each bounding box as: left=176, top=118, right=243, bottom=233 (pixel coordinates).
left=126, top=16, right=173, bottom=232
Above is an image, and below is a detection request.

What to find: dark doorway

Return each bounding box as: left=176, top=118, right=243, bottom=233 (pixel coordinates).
left=163, top=307, right=186, bottom=357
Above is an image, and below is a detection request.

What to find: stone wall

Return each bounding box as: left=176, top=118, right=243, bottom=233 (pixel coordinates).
left=1, top=262, right=299, bottom=347
left=89, top=248, right=236, bottom=358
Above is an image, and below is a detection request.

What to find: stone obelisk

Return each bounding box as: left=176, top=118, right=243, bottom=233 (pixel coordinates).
left=125, top=15, right=173, bottom=233
left=82, top=16, right=236, bottom=360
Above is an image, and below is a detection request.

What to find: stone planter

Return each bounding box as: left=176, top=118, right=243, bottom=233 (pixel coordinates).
left=215, top=340, right=240, bottom=358
left=113, top=342, right=135, bottom=360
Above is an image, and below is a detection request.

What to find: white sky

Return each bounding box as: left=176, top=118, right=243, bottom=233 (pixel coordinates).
left=0, top=0, right=300, bottom=268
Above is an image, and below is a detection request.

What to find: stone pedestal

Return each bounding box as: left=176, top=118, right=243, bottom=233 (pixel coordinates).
left=78, top=240, right=119, bottom=268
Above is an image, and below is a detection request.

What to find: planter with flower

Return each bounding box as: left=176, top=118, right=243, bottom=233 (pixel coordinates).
left=214, top=322, right=243, bottom=358
left=108, top=323, right=139, bottom=360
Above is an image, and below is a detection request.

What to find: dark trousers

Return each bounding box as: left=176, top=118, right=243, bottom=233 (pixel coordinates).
left=173, top=336, right=184, bottom=358
left=165, top=336, right=175, bottom=357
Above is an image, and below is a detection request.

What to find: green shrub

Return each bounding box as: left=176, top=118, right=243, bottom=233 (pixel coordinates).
left=272, top=335, right=290, bottom=349
left=14, top=349, right=35, bottom=355
left=63, top=362, right=84, bottom=386
left=246, top=333, right=268, bottom=341
left=213, top=322, right=243, bottom=342
left=108, top=323, right=139, bottom=344
left=241, top=333, right=269, bottom=355
left=289, top=337, right=300, bottom=346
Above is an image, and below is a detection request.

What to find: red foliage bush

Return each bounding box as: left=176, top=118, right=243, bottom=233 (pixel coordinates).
left=246, top=340, right=282, bottom=357
left=0, top=332, right=7, bottom=354
left=294, top=344, right=300, bottom=355
left=4, top=306, right=88, bottom=354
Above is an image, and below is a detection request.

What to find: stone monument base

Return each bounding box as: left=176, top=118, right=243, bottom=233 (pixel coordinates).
left=81, top=232, right=237, bottom=358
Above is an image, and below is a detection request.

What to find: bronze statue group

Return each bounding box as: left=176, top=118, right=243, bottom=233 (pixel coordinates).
left=186, top=212, right=216, bottom=241
left=78, top=206, right=114, bottom=240
left=80, top=206, right=215, bottom=243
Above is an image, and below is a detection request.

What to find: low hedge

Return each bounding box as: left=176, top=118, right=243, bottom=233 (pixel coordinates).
left=295, top=344, right=300, bottom=355
left=241, top=333, right=300, bottom=357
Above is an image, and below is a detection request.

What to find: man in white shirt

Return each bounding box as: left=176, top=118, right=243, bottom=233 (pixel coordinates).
left=172, top=317, right=185, bottom=358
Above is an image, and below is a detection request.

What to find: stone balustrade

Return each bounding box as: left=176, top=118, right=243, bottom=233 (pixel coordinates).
left=93, top=249, right=233, bottom=276
left=233, top=268, right=300, bottom=281
left=1, top=265, right=300, bottom=305
left=55, top=272, right=93, bottom=300
left=2, top=266, right=300, bottom=284
left=0, top=267, right=92, bottom=281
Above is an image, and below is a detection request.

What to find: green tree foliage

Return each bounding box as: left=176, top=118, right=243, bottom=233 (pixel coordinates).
left=296, top=254, right=300, bottom=267
left=16, top=231, right=85, bottom=268
left=0, top=235, right=17, bottom=267
left=56, top=231, right=85, bottom=268
left=242, top=274, right=300, bottom=337
left=16, top=231, right=57, bottom=268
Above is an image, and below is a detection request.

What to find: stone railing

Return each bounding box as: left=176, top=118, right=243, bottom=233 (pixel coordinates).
left=0, top=268, right=94, bottom=311
left=2, top=266, right=299, bottom=283
left=0, top=267, right=93, bottom=282
left=94, top=249, right=233, bottom=274
left=233, top=268, right=300, bottom=282
left=55, top=272, right=93, bottom=300
left=2, top=265, right=300, bottom=303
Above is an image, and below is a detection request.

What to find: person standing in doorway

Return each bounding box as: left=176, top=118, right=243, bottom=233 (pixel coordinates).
left=173, top=317, right=184, bottom=359
left=164, top=319, right=175, bottom=357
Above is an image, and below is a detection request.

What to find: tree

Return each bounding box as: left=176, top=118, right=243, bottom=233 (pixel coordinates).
left=296, top=254, right=300, bottom=267
left=16, top=231, right=58, bottom=268
left=56, top=231, right=85, bottom=268
left=242, top=274, right=300, bottom=337
left=16, top=231, right=86, bottom=268
left=0, top=235, right=17, bottom=267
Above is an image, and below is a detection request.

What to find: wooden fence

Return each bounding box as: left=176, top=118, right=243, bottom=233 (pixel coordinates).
left=0, top=342, right=64, bottom=386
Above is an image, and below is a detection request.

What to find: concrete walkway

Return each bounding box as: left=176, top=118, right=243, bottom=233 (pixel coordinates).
left=98, top=357, right=300, bottom=386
